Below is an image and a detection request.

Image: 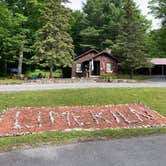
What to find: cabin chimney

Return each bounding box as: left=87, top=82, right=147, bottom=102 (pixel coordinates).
left=105, top=48, right=112, bottom=54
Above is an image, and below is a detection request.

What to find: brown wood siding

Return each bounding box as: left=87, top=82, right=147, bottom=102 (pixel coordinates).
left=94, top=53, right=118, bottom=75
left=72, top=51, right=118, bottom=77
left=75, top=52, right=97, bottom=63
left=72, top=51, right=98, bottom=77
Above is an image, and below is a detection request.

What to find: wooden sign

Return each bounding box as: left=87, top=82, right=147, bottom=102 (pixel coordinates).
left=0, top=104, right=165, bottom=137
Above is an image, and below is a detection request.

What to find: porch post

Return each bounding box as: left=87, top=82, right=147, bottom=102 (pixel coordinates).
left=89, top=61, right=92, bottom=77
left=149, top=67, right=152, bottom=76
left=162, top=65, right=164, bottom=76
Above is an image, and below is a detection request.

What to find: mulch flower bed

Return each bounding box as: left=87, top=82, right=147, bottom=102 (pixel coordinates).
left=0, top=104, right=166, bottom=137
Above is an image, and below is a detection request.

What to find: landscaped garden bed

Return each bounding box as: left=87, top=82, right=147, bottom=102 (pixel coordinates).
left=0, top=104, right=165, bottom=137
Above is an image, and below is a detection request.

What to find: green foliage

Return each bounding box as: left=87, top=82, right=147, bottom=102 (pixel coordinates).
left=148, top=0, right=166, bottom=57
left=70, top=0, right=126, bottom=55
left=0, top=2, right=15, bottom=69
left=26, top=69, right=62, bottom=78
left=80, top=26, right=101, bottom=49
left=79, top=0, right=125, bottom=51
left=145, top=29, right=166, bottom=58
left=34, top=0, right=74, bottom=77
left=100, top=74, right=113, bottom=81
left=0, top=0, right=165, bottom=77
left=0, top=0, right=44, bottom=75
left=149, top=0, right=166, bottom=24
left=70, top=10, right=87, bottom=54
left=71, top=0, right=150, bottom=63
left=157, top=24, right=166, bottom=53
left=0, top=0, right=73, bottom=77
left=115, top=0, right=148, bottom=78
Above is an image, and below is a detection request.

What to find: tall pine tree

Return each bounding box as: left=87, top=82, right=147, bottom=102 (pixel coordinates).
left=119, top=0, right=147, bottom=78
left=70, top=10, right=87, bottom=55
left=34, top=0, right=74, bottom=78
left=80, top=0, right=125, bottom=52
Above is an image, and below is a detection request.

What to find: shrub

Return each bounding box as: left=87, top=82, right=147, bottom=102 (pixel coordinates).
left=100, top=74, right=113, bottom=82
left=26, top=69, right=62, bottom=78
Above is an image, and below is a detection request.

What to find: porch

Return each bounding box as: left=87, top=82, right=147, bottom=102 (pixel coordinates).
left=80, top=60, right=101, bottom=78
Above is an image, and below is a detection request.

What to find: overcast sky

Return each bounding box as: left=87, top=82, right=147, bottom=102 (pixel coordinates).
left=66, top=0, right=161, bottom=29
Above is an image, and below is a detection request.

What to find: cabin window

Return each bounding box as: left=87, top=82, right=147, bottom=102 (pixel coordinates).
left=76, top=64, right=82, bottom=73
left=106, top=63, right=112, bottom=73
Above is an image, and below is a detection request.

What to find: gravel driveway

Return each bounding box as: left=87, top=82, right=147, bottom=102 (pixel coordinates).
left=0, top=82, right=166, bottom=92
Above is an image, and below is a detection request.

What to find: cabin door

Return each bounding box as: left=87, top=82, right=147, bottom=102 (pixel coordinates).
left=92, top=61, right=100, bottom=76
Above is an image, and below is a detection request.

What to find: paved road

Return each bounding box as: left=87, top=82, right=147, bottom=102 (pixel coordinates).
left=0, top=82, right=166, bottom=92
left=0, top=135, right=166, bottom=166
left=145, top=76, right=166, bottom=82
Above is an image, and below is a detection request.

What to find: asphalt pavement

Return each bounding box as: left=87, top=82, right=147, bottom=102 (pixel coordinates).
left=0, top=135, right=165, bottom=166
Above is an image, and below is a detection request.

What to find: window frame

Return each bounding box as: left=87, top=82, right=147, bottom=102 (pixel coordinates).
left=106, top=63, right=113, bottom=73
left=76, top=63, right=82, bottom=73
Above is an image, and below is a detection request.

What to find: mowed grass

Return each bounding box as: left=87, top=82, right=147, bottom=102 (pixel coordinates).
left=0, top=128, right=166, bottom=152
left=0, top=88, right=166, bottom=151
left=0, top=88, right=166, bottom=116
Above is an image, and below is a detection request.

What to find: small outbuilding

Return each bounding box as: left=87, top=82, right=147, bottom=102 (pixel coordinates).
left=72, top=49, right=119, bottom=78
left=150, top=58, right=166, bottom=75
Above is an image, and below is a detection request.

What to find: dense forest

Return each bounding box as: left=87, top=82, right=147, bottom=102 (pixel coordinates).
left=0, top=0, right=165, bottom=77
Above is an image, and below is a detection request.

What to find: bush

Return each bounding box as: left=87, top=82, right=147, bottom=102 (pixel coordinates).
left=26, top=69, right=62, bottom=79
left=100, top=74, right=113, bottom=82
left=53, top=69, right=63, bottom=78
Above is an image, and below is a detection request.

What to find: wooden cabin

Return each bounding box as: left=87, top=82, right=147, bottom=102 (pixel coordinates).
left=72, top=49, right=119, bottom=78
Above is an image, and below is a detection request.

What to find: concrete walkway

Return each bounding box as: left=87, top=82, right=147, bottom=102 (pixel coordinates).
left=0, top=82, right=166, bottom=92
left=0, top=135, right=165, bottom=166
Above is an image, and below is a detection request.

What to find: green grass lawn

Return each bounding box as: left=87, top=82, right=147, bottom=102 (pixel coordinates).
left=1, top=88, right=166, bottom=116
left=0, top=78, right=24, bottom=84
left=0, top=88, right=166, bottom=151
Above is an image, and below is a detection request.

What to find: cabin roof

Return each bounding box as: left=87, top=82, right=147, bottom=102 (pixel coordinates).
left=74, top=49, right=119, bottom=62
left=94, top=51, right=119, bottom=62
left=74, top=48, right=99, bottom=61
left=151, top=58, right=166, bottom=65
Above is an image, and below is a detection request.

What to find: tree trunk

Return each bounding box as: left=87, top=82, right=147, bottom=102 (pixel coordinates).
left=162, top=65, right=164, bottom=76
left=149, top=68, right=152, bottom=76
left=18, top=47, right=23, bottom=77
left=130, top=69, right=134, bottom=79
left=4, top=60, right=8, bottom=76
left=49, top=65, right=53, bottom=78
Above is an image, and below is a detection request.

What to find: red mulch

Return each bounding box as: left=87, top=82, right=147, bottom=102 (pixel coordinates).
left=0, top=104, right=165, bottom=137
